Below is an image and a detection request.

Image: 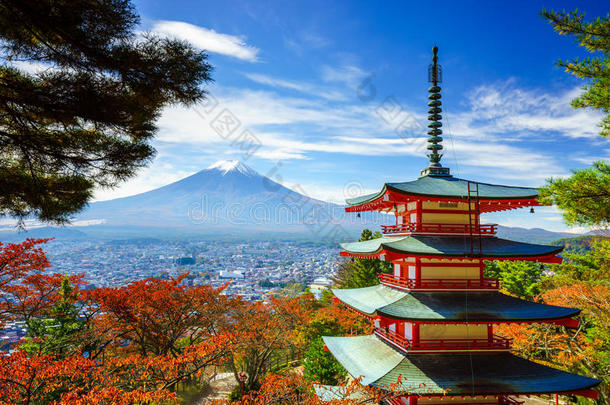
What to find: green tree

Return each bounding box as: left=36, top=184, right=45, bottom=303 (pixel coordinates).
left=333, top=229, right=392, bottom=288
left=542, top=8, right=610, bottom=137
left=303, top=337, right=346, bottom=385
left=539, top=161, right=610, bottom=228
left=0, top=0, right=212, bottom=224
left=485, top=260, right=544, bottom=301
left=21, top=277, right=88, bottom=356
left=546, top=238, right=610, bottom=284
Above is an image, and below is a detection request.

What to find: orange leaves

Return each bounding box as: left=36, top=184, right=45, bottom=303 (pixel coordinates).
left=0, top=238, right=51, bottom=284
left=0, top=350, right=96, bottom=405
left=542, top=283, right=610, bottom=320
left=59, top=386, right=177, bottom=405
left=497, top=281, right=610, bottom=378
left=230, top=373, right=414, bottom=405
left=238, top=373, right=319, bottom=405
left=0, top=336, right=233, bottom=404
left=316, top=301, right=373, bottom=336
left=87, top=277, right=232, bottom=357
left=106, top=333, right=235, bottom=389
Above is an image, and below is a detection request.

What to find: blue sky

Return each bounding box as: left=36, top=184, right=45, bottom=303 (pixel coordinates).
left=96, top=0, right=608, bottom=232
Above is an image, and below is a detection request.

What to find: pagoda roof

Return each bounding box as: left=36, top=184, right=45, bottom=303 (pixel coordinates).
left=332, top=284, right=580, bottom=322
left=340, top=235, right=563, bottom=260
left=346, top=176, right=539, bottom=207
left=323, top=335, right=599, bottom=396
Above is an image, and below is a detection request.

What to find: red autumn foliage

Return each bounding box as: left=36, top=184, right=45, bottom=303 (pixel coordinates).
left=85, top=275, right=233, bottom=357
left=0, top=239, right=82, bottom=328
left=0, top=239, right=416, bottom=404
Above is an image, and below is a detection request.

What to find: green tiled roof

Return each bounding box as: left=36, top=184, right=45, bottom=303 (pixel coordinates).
left=340, top=235, right=563, bottom=258
left=323, top=335, right=404, bottom=385
left=323, top=335, right=600, bottom=396
left=346, top=176, right=538, bottom=206
left=333, top=284, right=405, bottom=315
left=332, top=285, right=580, bottom=321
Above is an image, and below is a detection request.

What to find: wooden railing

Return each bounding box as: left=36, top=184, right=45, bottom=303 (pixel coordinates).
left=389, top=399, right=521, bottom=405
left=387, top=396, right=523, bottom=405
left=381, top=223, right=497, bottom=235
left=378, top=274, right=499, bottom=290
left=375, top=328, right=512, bottom=352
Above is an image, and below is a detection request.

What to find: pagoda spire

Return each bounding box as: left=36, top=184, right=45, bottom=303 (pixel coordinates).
left=427, top=46, right=443, bottom=165
left=421, top=46, right=450, bottom=177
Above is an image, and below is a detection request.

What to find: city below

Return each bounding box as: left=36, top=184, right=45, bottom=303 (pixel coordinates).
left=1, top=237, right=338, bottom=347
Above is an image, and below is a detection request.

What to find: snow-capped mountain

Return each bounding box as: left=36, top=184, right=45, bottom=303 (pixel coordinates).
left=206, top=160, right=258, bottom=176
left=1, top=160, right=583, bottom=243
left=74, top=160, right=368, bottom=237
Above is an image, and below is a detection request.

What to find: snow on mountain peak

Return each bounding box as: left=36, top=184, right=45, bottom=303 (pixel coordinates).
left=206, top=160, right=257, bottom=176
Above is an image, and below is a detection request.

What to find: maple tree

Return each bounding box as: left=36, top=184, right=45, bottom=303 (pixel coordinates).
left=0, top=349, right=177, bottom=405
left=500, top=283, right=610, bottom=404
left=224, top=298, right=292, bottom=395
left=0, top=240, right=239, bottom=403
left=87, top=275, right=232, bottom=358
left=0, top=239, right=81, bottom=328
left=496, top=240, right=610, bottom=404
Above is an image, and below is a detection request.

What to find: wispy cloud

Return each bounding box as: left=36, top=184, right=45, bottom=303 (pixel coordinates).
left=243, top=72, right=347, bottom=101
left=153, top=83, right=566, bottom=183
left=151, top=21, right=260, bottom=62
left=320, top=64, right=368, bottom=87
left=449, top=81, right=604, bottom=140
left=95, top=69, right=598, bottom=206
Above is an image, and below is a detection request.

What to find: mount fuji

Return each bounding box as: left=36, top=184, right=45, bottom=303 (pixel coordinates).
left=69, top=160, right=371, bottom=239
left=1, top=161, right=581, bottom=243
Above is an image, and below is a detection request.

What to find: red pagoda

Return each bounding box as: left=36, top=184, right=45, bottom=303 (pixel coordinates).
left=321, top=47, right=600, bottom=405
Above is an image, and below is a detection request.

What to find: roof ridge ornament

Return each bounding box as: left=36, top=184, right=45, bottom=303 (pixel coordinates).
left=421, top=45, right=451, bottom=177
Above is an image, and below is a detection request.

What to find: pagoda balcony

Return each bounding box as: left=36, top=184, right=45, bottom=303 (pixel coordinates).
left=378, top=273, right=500, bottom=291
left=387, top=397, right=524, bottom=405
left=374, top=328, right=512, bottom=352
left=381, top=223, right=497, bottom=236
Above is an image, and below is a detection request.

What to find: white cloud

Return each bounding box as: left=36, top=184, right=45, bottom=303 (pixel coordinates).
left=92, top=161, right=193, bottom=201
left=6, top=60, right=55, bottom=75
left=450, top=82, right=604, bottom=140
left=243, top=72, right=348, bottom=101
left=320, top=64, right=368, bottom=87
left=151, top=21, right=260, bottom=62
left=0, top=218, right=105, bottom=231
left=89, top=70, right=598, bottom=217
left=146, top=81, right=572, bottom=187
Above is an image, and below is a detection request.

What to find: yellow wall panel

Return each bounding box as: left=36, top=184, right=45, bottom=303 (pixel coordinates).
left=422, top=212, right=473, bottom=224
left=420, top=266, right=479, bottom=279
left=419, top=324, right=488, bottom=339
